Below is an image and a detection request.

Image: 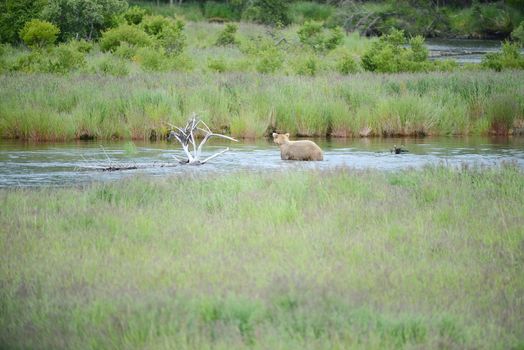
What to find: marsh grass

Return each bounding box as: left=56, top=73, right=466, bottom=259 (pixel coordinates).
left=1, top=166, right=523, bottom=349
left=1, top=71, right=523, bottom=140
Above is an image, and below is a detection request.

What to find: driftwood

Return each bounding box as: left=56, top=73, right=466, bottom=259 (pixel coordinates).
left=167, top=114, right=238, bottom=165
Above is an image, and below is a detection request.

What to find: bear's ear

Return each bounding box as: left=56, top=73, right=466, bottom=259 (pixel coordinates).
left=272, top=132, right=277, bottom=138
left=285, top=133, right=290, bottom=138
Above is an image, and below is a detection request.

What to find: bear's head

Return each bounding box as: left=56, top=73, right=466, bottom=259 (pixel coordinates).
left=272, top=132, right=290, bottom=145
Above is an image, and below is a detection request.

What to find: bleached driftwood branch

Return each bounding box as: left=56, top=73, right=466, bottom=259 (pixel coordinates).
left=167, top=114, right=238, bottom=165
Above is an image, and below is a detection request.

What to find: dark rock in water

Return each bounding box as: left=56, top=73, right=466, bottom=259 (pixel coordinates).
left=391, top=145, right=409, bottom=154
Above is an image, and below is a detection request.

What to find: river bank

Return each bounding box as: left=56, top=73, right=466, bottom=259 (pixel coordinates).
left=1, top=71, right=523, bottom=141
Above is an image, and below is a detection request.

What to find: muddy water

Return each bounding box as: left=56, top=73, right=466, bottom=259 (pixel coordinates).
left=1, top=137, right=523, bottom=187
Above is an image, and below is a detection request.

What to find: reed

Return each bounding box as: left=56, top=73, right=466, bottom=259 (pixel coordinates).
left=1, top=71, right=523, bottom=140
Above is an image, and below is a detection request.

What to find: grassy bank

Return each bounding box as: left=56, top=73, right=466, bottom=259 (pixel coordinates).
left=1, top=167, right=523, bottom=349
left=1, top=71, right=523, bottom=140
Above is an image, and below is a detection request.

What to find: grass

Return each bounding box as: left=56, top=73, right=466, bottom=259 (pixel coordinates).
left=0, top=166, right=523, bottom=349
left=0, top=70, right=523, bottom=140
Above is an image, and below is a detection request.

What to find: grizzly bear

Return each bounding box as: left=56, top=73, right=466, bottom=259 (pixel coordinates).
left=272, top=133, right=323, bottom=161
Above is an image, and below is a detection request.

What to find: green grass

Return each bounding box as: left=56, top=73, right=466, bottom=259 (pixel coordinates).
left=1, top=166, right=523, bottom=349
left=0, top=70, right=523, bottom=140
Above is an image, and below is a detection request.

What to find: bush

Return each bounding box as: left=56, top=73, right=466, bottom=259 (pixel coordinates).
left=361, top=29, right=435, bottom=73
left=100, top=24, right=153, bottom=52
left=243, top=0, right=290, bottom=26
left=256, top=46, right=283, bottom=73
left=19, top=20, right=60, bottom=49
left=289, top=2, right=333, bottom=24
left=68, top=39, right=93, bottom=53
left=93, top=55, right=130, bottom=76
left=203, top=1, right=241, bottom=21
left=124, top=6, right=148, bottom=25
left=295, top=54, right=318, bottom=76
left=134, top=47, right=168, bottom=72
left=512, top=21, right=524, bottom=43
left=297, top=21, right=343, bottom=52
left=216, top=23, right=238, bottom=46
left=208, top=57, right=228, bottom=73
left=47, top=44, right=86, bottom=73
left=336, top=52, right=359, bottom=74
left=482, top=41, right=524, bottom=71
left=41, top=0, right=128, bottom=40
left=141, top=15, right=186, bottom=56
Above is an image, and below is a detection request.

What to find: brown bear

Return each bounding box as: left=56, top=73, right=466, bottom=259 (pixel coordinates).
left=272, top=133, right=323, bottom=161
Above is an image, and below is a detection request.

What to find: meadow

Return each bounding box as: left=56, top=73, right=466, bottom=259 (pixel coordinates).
left=1, top=70, right=523, bottom=141
left=1, top=166, right=523, bottom=349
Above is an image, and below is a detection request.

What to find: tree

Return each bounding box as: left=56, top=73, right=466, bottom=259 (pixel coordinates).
left=42, top=0, right=128, bottom=40
left=19, top=19, right=60, bottom=48
left=0, top=0, right=47, bottom=44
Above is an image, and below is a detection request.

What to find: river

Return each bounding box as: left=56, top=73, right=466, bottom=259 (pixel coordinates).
left=1, top=136, right=523, bottom=187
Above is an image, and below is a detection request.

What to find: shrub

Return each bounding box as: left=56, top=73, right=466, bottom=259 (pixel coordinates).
left=141, top=15, right=186, bottom=56
left=208, top=57, right=228, bottom=73
left=297, top=21, right=343, bottom=52
left=124, top=6, right=148, bottom=25
left=203, top=1, right=241, bottom=21
left=243, top=0, right=290, bottom=26
left=511, top=21, right=524, bottom=43
left=133, top=47, right=168, bottom=72
left=41, top=0, right=128, bottom=40
left=94, top=55, right=130, bottom=76
left=336, top=52, right=359, bottom=74
left=46, top=43, right=86, bottom=73
left=362, top=29, right=435, bottom=73
left=19, top=20, right=60, bottom=49
left=256, top=46, right=283, bottom=73
left=114, top=42, right=138, bottom=59
left=482, top=41, right=524, bottom=71
left=100, top=24, right=153, bottom=52
left=295, top=54, right=318, bottom=76
left=289, top=2, right=333, bottom=24
left=68, top=39, right=93, bottom=53
left=216, top=23, right=238, bottom=46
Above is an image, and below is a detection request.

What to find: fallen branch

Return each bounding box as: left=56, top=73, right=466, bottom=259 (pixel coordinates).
left=167, top=113, right=238, bottom=165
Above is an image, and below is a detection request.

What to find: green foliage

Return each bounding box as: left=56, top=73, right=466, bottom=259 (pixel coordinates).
left=467, top=2, right=514, bottom=37
left=141, top=15, right=186, bottom=55
left=216, top=23, right=238, bottom=46
left=13, top=42, right=85, bottom=74
left=100, top=24, right=153, bottom=52
left=124, top=5, right=148, bottom=25
left=208, top=57, right=228, bottom=73
left=256, top=46, right=283, bottom=73
left=512, top=21, right=524, bottom=43
left=362, top=30, right=434, bottom=73
left=0, top=0, right=47, bottom=44
left=482, top=41, right=524, bottom=71
left=336, top=52, right=359, bottom=75
left=134, top=47, right=168, bottom=72
left=92, top=54, right=130, bottom=76
left=297, top=21, right=343, bottom=52
left=295, top=54, right=318, bottom=76
left=42, top=0, right=128, bottom=40
left=203, top=1, right=241, bottom=21
left=289, top=1, right=333, bottom=24
left=243, top=0, right=290, bottom=26
left=19, top=20, right=60, bottom=49
left=47, top=43, right=87, bottom=73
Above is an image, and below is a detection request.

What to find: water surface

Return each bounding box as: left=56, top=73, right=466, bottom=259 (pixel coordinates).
left=1, top=137, right=523, bottom=187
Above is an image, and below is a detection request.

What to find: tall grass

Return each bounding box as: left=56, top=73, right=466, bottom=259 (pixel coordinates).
left=0, top=71, right=523, bottom=140
left=1, top=167, right=523, bottom=349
